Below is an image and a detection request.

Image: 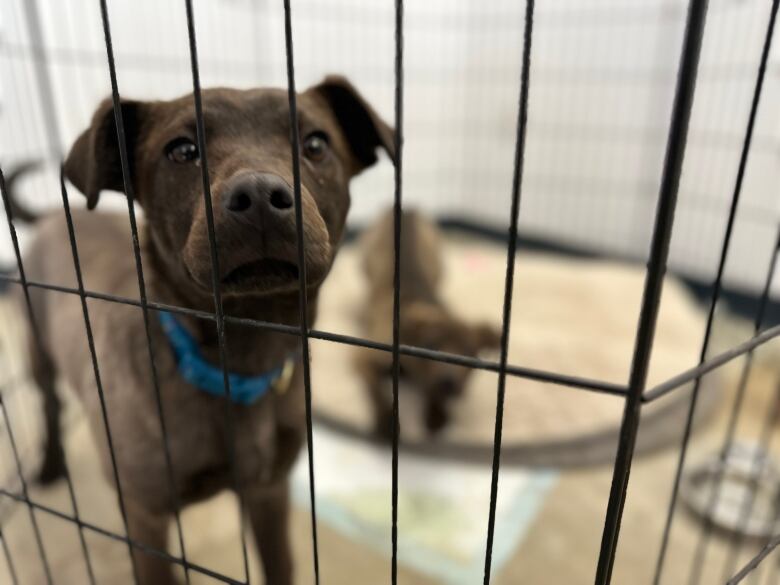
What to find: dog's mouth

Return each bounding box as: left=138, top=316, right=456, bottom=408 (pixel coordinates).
left=221, top=258, right=300, bottom=288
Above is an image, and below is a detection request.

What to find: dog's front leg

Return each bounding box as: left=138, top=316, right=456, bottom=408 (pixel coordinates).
left=366, top=368, right=396, bottom=441
left=356, top=353, right=395, bottom=441
left=125, top=500, right=176, bottom=585
left=247, top=481, right=293, bottom=585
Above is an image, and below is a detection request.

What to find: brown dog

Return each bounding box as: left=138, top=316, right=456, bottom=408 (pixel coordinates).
left=11, top=76, right=393, bottom=585
left=354, top=209, right=500, bottom=439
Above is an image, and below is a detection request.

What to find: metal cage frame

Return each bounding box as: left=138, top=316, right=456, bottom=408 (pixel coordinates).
left=0, top=0, right=779, bottom=583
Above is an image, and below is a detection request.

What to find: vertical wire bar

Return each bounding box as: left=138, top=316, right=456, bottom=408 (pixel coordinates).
left=281, top=1, right=320, bottom=581
left=14, top=2, right=100, bottom=578
left=594, top=1, right=709, bottom=583
left=97, top=1, right=191, bottom=581
left=58, top=169, right=140, bottom=585
left=685, top=226, right=780, bottom=585
left=0, top=528, right=19, bottom=585
left=687, top=231, right=778, bottom=585
left=390, top=0, right=404, bottom=583
left=0, top=396, right=51, bottom=585
left=652, top=2, right=779, bottom=582
left=183, top=2, right=252, bottom=582
left=482, top=2, right=535, bottom=583
left=0, top=174, right=52, bottom=582
left=722, top=375, right=780, bottom=582
left=1, top=166, right=75, bottom=585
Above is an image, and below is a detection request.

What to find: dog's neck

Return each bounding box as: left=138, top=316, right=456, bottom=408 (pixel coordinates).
left=145, top=238, right=317, bottom=375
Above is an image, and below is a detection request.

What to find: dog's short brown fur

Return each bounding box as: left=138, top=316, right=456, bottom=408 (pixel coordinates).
left=15, top=76, right=393, bottom=585
left=354, top=209, right=500, bottom=439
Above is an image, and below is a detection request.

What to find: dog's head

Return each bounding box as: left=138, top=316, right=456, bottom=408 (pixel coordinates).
left=64, top=76, right=393, bottom=297
left=399, top=303, right=501, bottom=433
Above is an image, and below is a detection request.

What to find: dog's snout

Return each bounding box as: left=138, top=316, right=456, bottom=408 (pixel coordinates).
left=223, top=172, right=294, bottom=216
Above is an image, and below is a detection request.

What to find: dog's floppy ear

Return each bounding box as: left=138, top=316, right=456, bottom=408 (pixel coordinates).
left=308, top=75, right=395, bottom=173
left=64, top=97, right=145, bottom=209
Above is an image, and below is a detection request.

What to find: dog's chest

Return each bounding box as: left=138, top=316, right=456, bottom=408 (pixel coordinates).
left=136, top=372, right=279, bottom=505
left=69, top=304, right=279, bottom=508
left=85, top=372, right=279, bottom=509
left=171, top=392, right=278, bottom=500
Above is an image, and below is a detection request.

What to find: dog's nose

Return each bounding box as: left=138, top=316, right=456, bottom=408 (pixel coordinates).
left=223, top=172, right=294, bottom=215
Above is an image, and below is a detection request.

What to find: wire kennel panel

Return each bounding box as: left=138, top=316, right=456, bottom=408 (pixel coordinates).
left=0, top=0, right=778, bottom=584
left=2, top=0, right=778, bottom=293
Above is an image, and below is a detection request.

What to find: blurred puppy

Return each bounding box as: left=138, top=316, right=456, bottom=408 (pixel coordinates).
left=355, top=209, right=501, bottom=439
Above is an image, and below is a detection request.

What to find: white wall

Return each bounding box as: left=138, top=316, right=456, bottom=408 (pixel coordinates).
left=0, top=0, right=778, bottom=294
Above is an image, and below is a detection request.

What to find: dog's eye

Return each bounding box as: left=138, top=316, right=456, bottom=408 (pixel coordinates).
left=165, top=138, right=200, bottom=164
left=303, top=132, right=329, bottom=162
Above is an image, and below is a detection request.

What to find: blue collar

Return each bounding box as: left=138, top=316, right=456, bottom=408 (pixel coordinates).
left=157, top=310, right=295, bottom=405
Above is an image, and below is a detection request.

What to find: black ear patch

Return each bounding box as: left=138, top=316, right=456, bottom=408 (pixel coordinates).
left=309, top=75, right=395, bottom=172
left=63, top=98, right=143, bottom=209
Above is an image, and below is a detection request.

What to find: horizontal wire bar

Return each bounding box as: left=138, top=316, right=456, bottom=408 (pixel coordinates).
left=0, top=274, right=627, bottom=395
left=0, top=166, right=54, bottom=585
left=726, top=534, right=780, bottom=585
left=0, top=388, right=52, bottom=584
left=689, top=227, right=780, bottom=585
left=652, top=1, right=780, bottom=577
left=0, top=488, right=244, bottom=585
left=643, top=323, right=780, bottom=402
left=5, top=271, right=775, bottom=402
left=721, top=376, right=780, bottom=581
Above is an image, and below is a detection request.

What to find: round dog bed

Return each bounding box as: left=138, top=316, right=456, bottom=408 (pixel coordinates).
left=311, top=234, right=720, bottom=468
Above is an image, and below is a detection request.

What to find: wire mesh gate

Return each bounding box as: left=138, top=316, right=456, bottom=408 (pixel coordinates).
left=0, top=0, right=778, bottom=584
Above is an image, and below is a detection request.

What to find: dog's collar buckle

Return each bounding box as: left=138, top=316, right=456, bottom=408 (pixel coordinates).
left=273, top=358, right=295, bottom=395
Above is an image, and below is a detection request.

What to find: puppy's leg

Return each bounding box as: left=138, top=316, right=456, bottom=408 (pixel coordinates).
left=369, top=376, right=395, bottom=442
left=125, top=501, right=176, bottom=585
left=247, top=482, right=293, bottom=585
left=357, top=353, right=394, bottom=441
left=424, top=399, right=450, bottom=436
left=30, top=341, right=67, bottom=485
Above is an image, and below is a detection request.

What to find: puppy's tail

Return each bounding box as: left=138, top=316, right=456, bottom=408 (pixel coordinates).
left=1, top=160, right=42, bottom=224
